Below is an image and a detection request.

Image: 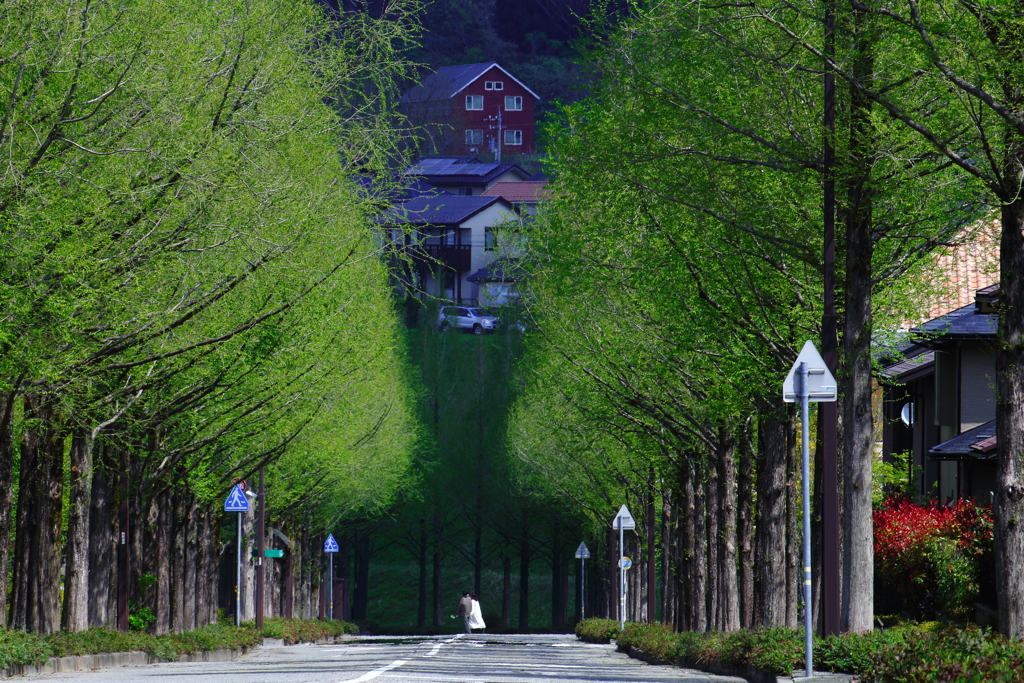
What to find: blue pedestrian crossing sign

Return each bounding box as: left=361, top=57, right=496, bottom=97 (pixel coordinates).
left=224, top=485, right=249, bottom=512
left=324, top=534, right=339, bottom=553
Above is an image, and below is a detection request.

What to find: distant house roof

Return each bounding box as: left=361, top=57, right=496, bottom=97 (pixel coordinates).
left=911, top=301, right=998, bottom=342
left=527, top=170, right=549, bottom=181
left=481, top=181, right=551, bottom=203
left=877, top=350, right=935, bottom=384
left=404, top=157, right=529, bottom=185
left=467, top=258, right=521, bottom=283
left=400, top=62, right=540, bottom=104
left=357, top=176, right=438, bottom=203
left=929, top=420, right=998, bottom=460
left=383, top=195, right=510, bottom=226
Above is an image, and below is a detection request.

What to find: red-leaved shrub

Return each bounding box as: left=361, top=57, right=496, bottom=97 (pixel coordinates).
left=873, top=497, right=993, bottom=619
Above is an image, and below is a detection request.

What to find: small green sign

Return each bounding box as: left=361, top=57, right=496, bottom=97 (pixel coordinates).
left=264, top=549, right=285, bottom=558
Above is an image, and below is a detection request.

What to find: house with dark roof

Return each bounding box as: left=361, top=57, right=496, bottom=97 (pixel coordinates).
left=877, top=284, right=999, bottom=502
left=404, top=157, right=529, bottom=196
left=383, top=194, right=519, bottom=305
left=400, top=62, right=540, bottom=156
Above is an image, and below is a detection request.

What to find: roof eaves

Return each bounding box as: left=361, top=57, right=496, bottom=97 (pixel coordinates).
left=449, top=62, right=541, bottom=100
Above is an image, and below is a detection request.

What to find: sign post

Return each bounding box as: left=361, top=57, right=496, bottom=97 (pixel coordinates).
left=610, top=505, right=635, bottom=630
left=783, top=340, right=837, bottom=678
left=224, top=484, right=250, bottom=627
left=324, top=533, right=339, bottom=621
left=255, top=468, right=265, bottom=629
left=574, top=542, right=590, bottom=621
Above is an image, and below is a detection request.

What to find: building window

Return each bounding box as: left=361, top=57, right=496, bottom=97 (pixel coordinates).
left=505, top=96, right=522, bottom=111
left=458, top=187, right=474, bottom=196
left=504, top=129, right=522, bottom=146
left=485, top=81, right=503, bottom=90
left=485, top=228, right=497, bottom=251
left=465, top=129, right=483, bottom=145
left=465, top=95, right=483, bottom=110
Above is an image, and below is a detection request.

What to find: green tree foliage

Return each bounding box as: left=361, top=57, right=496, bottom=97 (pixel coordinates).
left=0, top=0, right=422, bottom=632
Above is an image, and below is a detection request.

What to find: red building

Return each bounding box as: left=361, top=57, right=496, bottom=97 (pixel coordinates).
left=400, top=62, right=540, bottom=157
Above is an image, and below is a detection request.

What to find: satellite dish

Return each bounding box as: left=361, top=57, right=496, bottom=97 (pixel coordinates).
left=900, top=402, right=915, bottom=427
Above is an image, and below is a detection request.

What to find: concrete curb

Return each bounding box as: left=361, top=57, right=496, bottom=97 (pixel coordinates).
left=0, top=635, right=354, bottom=679
left=0, top=647, right=244, bottom=679
left=622, top=644, right=856, bottom=683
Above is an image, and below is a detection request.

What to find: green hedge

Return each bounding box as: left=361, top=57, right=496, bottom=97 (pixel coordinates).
left=0, top=618, right=358, bottom=670
left=577, top=619, right=1024, bottom=681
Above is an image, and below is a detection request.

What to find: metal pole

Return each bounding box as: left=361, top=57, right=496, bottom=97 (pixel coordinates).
left=328, top=552, right=334, bottom=621
left=236, top=511, right=242, bottom=627
left=581, top=556, right=585, bottom=621
left=256, top=468, right=265, bottom=629
left=799, top=362, right=814, bottom=675
left=619, top=521, right=625, bottom=630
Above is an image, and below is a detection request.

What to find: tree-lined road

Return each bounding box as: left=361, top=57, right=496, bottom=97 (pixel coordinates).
left=33, top=634, right=744, bottom=683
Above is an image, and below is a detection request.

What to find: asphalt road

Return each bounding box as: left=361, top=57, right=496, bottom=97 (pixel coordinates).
left=30, top=633, right=746, bottom=683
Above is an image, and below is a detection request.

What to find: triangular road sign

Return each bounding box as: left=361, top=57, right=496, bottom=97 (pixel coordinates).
left=324, top=533, right=339, bottom=553
left=611, top=504, right=636, bottom=530
left=575, top=542, right=591, bottom=559
left=224, top=485, right=249, bottom=512
left=783, top=340, right=838, bottom=403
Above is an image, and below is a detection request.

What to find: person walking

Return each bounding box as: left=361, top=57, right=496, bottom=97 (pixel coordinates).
left=456, top=591, right=473, bottom=633
left=467, top=592, right=486, bottom=632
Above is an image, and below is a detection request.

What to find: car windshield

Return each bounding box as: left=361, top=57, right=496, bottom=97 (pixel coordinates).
left=470, top=308, right=492, bottom=317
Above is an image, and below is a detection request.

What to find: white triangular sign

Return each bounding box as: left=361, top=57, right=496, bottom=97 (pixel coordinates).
left=575, top=542, right=591, bottom=559
left=611, top=504, right=636, bottom=530
left=782, top=340, right=838, bottom=403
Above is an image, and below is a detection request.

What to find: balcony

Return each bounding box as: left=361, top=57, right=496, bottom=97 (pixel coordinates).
left=412, top=243, right=471, bottom=272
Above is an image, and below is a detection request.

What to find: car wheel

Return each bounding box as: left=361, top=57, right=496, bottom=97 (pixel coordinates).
left=473, top=324, right=483, bottom=335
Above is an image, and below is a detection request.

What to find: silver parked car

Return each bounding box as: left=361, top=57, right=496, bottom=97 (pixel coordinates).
left=438, top=306, right=499, bottom=334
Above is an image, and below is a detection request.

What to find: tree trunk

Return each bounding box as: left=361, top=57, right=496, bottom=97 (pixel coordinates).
left=417, top=519, right=427, bottom=627
left=501, top=555, right=511, bottom=626
left=431, top=532, right=442, bottom=626
left=718, top=426, right=740, bottom=631
left=738, top=421, right=755, bottom=629
left=195, top=509, right=212, bottom=627
left=20, top=393, right=64, bottom=634
left=183, top=499, right=197, bottom=631
left=518, top=535, right=530, bottom=630
left=354, top=533, right=370, bottom=620
left=646, top=493, right=656, bottom=624
left=755, top=405, right=787, bottom=627
left=705, top=458, right=720, bottom=629
left=170, top=493, right=187, bottom=633
left=692, top=460, right=707, bottom=632
left=995, top=196, right=1024, bottom=638
left=838, top=4, right=876, bottom=634
left=154, top=491, right=172, bottom=634
left=0, top=390, right=18, bottom=627
left=62, top=429, right=93, bottom=632
left=550, top=534, right=563, bottom=629
left=88, top=440, right=114, bottom=628
left=681, top=461, right=695, bottom=630
left=786, top=410, right=799, bottom=629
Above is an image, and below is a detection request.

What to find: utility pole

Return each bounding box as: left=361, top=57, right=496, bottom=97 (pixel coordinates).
left=486, top=107, right=504, bottom=163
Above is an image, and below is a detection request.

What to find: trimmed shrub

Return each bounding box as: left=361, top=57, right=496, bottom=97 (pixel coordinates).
left=575, top=618, right=620, bottom=643
left=874, top=496, right=993, bottom=619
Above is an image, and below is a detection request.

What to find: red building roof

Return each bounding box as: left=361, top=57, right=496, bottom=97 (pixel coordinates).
left=481, top=181, right=551, bottom=203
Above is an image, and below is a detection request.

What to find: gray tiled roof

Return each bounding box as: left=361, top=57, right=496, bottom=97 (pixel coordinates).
left=929, top=420, right=997, bottom=460
left=877, top=350, right=935, bottom=383
left=911, top=302, right=998, bottom=341
left=383, top=195, right=503, bottom=225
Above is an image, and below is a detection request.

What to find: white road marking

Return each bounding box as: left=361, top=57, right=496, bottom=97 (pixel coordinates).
left=339, top=659, right=408, bottom=682
left=425, top=633, right=464, bottom=657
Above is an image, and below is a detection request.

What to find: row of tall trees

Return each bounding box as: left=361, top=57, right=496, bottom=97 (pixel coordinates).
left=510, top=0, right=1018, bottom=635
left=0, top=0, right=422, bottom=633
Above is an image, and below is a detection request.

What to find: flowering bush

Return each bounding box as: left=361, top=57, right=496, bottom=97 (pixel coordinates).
left=874, top=496, right=993, bottom=619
